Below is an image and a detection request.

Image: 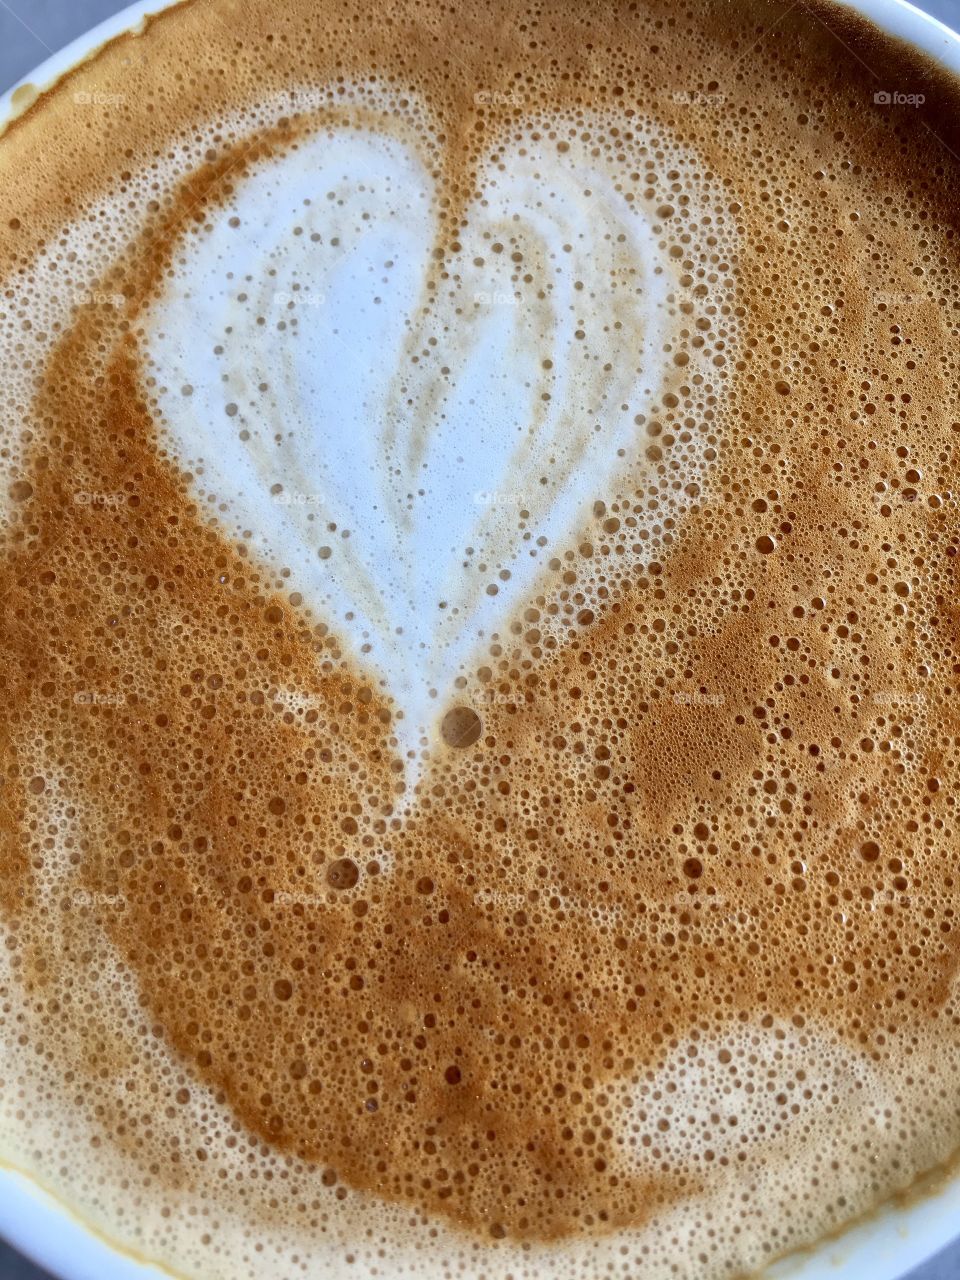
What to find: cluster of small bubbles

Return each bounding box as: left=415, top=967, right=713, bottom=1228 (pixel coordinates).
left=1, top=0, right=960, bottom=1279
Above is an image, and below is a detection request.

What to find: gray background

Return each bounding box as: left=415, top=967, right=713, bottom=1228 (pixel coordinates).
left=0, top=0, right=959, bottom=1277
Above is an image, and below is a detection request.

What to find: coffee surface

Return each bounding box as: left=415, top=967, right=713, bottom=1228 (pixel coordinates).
left=2, top=0, right=960, bottom=1277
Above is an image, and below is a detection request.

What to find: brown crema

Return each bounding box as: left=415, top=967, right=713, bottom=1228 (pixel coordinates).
left=2, top=0, right=960, bottom=1277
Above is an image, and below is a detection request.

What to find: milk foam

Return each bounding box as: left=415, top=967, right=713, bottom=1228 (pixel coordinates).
left=3, top=1, right=960, bottom=1279
left=145, top=103, right=710, bottom=752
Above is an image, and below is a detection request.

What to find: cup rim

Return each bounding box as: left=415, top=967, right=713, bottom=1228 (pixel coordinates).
left=1, top=1, right=960, bottom=1278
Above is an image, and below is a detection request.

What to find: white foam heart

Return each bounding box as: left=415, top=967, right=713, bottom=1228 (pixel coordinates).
left=145, top=107, right=717, bottom=754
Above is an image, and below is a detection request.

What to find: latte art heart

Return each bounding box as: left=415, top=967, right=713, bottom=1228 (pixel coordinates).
left=146, top=108, right=725, bottom=749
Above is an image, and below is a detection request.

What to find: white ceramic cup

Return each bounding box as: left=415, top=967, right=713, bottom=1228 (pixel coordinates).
left=1, top=1, right=959, bottom=1277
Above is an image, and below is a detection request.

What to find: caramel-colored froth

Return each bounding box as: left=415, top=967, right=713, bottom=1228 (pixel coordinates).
left=2, top=0, right=960, bottom=1278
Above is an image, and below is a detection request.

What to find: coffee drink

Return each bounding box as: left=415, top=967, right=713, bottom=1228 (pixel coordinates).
left=2, top=0, right=960, bottom=1276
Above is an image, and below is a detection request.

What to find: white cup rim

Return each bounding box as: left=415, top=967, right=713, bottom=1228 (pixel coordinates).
left=1, top=1, right=960, bottom=1277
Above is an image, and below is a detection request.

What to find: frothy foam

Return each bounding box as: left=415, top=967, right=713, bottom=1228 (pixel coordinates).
left=2, top=0, right=960, bottom=1278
